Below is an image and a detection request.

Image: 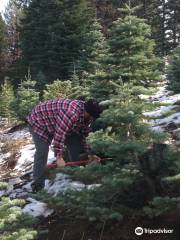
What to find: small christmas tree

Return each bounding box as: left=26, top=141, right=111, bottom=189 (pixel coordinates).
left=12, top=70, right=39, bottom=120
left=0, top=79, right=15, bottom=120
left=90, top=4, right=161, bottom=101
left=43, top=79, right=72, bottom=100
left=89, top=82, right=164, bottom=163
left=107, top=4, right=161, bottom=85
left=70, top=71, right=91, bottom=99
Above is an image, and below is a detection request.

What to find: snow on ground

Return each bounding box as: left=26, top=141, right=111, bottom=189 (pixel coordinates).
left=140, top=84, right=180, bottom=105
left=139, top=85, right=172, bottom=101
left=14, top=144, right=35, bottom=171
left=45, top=176, right=85, bottom=196
left=151, top=91, right=180, bottom=105
left=0, top=127, right=30, bottom=141
left=151, top=125, right=164, bottom=133
left=150, top=112, right=180, bottom=127
left=143, top=105, right=177, bottom=118
left=23, top=198, right=54, bottom=217
left=7, top=128, right=30, bottom=140
left=142, top=85, right=180, bottom=135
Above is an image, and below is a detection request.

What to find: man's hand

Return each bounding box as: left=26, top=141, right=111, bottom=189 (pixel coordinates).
left=88, top=155, right=101, bottom=163
left=56, top=157, right=66, bottom=167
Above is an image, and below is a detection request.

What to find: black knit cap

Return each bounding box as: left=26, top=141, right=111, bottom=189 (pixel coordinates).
left=84, top=99, right=102, bottom=119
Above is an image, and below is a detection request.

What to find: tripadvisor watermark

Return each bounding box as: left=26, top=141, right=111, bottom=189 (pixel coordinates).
left=135, top=227, right=174, bottom=236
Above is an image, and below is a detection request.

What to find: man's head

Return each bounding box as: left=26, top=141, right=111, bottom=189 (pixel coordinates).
left=84, top=99, right=102, bottom=122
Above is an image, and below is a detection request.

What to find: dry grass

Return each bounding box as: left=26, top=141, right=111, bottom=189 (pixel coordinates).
left=1, top=138, right=27, bottom=153
left=0, top=138, right=32, bottom=170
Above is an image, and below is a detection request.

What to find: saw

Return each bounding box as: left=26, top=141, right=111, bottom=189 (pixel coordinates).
left=47, top=158, right=112, bottom=169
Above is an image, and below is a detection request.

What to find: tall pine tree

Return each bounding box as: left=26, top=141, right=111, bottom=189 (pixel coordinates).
left=167, top=43, right=180, bottom=93
left=0, top=14, right=6, bottom=84
left=91, top=4, right=161, bottom=101
left=4, top=0, right=24, bottom=86
left=80, top=20, right=107, bottom=75
left=20, top=0, right=92, bottom=82
left=107, top=5, right=161, bottom=85
left=166, top=0, right=180, bottom=51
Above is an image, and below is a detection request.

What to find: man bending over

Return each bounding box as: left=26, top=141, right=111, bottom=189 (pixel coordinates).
left=26, top=98, right=102, bottom=192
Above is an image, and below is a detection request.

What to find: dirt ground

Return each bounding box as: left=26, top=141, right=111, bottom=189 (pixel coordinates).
left=37, top=211, right=180, bottom=240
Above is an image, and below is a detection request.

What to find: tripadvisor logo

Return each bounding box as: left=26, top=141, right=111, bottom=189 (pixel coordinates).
left=135, top=227, right=143, bottom=235
left=135, top=227, right=174, bottom=235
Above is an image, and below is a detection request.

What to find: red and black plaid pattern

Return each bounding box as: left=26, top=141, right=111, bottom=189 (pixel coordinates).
left=27, top=99, right=91, bottom=157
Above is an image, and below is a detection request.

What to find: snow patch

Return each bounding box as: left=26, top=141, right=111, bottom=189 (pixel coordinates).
left=14, top=144, right=35, bottom=171
left=158, top=93, right=180, bottom=105
left=152, top=112, right=180, bottom=127
left=143, top=105, right=176, bottom=118
left=5, top=128, right=30, bottom=140
left=23, top=198, right=54, bottom=217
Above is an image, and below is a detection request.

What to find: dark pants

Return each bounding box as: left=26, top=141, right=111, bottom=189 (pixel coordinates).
left=29, top=126, right=84, bottom=188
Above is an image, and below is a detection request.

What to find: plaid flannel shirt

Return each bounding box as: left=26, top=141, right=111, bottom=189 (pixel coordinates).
left=27, top=99, right=92, bottom=158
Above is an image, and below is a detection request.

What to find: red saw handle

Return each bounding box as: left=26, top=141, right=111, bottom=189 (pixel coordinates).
left=47, top=158, right=112, bottom=169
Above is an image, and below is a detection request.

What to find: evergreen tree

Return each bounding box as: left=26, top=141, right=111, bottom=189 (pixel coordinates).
left=20, top=0, right=92, bottom=82
left=90, top=0, right=180, bottom=56
left=0, top=15, right=5, bottom=51
left=70, top=72, right=91, bottom=99
left=4, top=0, right=23, bottom=85
left=166, top=0, right=180, bottom=51
left=91, top=4, right=161, bottom=101
left=89, top=82, right=164, bottom=163
left=167, top=43, right=180, bottom=93
left=90, top=69, right=113, bottom=102
left=79, top=20, right=107, bottom=75
left=0, top=79, right=15, bottom=120
left=69, top=20, right=107, bottom=100
left=107, top=5, right=161, bottom=85
left=43, top=79, right=72, bottom=100
left=89, top=0, right=125, bottom=35
left=35, top=70, right=47, bottom=96
left=0, top=182, right=37, bottom=240
left=148, top=0, right=180, bottom=55
left=0, top=14, right=6, bottom=84
left=135, top=0, right=169, bottom=56
left=12, top=70, right=39, bottom=120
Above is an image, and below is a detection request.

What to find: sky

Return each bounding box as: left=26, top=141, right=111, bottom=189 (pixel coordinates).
left=0, top=0, right=9, bottom=13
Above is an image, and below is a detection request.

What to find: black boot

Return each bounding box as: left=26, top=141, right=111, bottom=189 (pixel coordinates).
left=31, top=182, right=44, bottom=193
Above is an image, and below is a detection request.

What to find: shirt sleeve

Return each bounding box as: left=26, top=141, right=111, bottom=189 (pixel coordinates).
left=53, top=110, right=79, bottom=158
